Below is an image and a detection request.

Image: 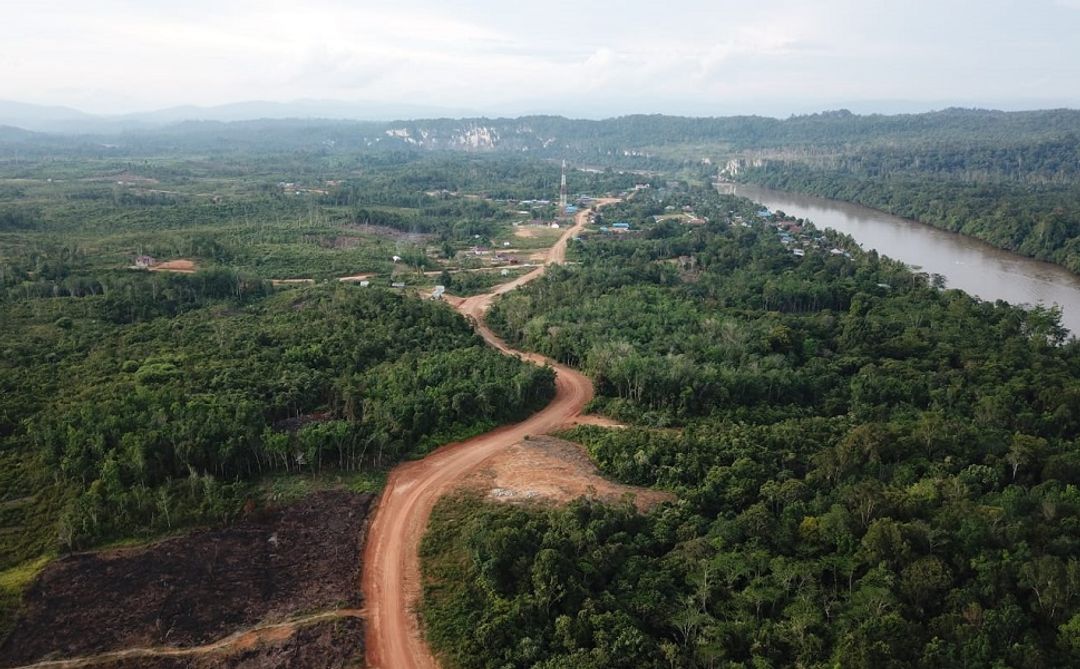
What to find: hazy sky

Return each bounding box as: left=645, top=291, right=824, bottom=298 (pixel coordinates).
left=3, top=0, right=1079, bottom=117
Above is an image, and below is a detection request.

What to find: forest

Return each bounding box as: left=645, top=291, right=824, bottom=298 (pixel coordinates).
left=421, top=187, right=1080, bottom=668
left=3, top=119, right=1080, bottom=663
left=0, top=275, right=554, bottom=637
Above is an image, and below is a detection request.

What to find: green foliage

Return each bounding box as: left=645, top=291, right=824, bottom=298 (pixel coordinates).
left=427, top=187, right=1080, bottom=667
left=0, top=283, right=554, bottom=563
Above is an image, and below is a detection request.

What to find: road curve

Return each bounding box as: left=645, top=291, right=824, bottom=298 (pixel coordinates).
left=361, top=202, right=614, bottom=669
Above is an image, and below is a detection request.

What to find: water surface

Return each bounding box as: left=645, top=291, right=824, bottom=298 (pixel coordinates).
left=733, top=183, right=1080, bottom=334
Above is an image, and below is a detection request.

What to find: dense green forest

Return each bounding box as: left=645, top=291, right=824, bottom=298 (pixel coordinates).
left=422, top=187, right=1080, bottom=668
left=3, top=116, right=1080, bottom=662
left=0, top=274, right=554, bottom=638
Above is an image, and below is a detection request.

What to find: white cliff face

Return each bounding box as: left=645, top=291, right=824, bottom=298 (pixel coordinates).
left=454, top=125, right=500, bottom=150
left=384, top=128, right=419, bottom=145
left=376, top=122, right=563, bottom=151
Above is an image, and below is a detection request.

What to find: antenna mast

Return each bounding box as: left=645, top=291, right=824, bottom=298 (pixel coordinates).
left=559, top=160, right=568, bottom=216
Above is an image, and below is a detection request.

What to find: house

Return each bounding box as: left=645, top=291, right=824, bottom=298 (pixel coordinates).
left=550, top=222, right=560, bottom=229
left=612, top=222, right=631, bottom=230
left=793, top=248, right=805, bottom=257
left=359, top=280, right=370, bottom=287
left=392, top=255, right=402, bottom=263
left=391, top=282, right=406, bottom=289
left=134, top=255, right=157, bottom=268
left=432, top=285, right=446, bottom=299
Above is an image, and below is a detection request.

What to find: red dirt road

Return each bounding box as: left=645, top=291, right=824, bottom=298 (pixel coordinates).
left=362, top=202, right=615, bottom=669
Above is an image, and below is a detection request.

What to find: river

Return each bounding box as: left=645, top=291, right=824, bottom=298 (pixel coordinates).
left=732, top=183, right=1080, bottom=335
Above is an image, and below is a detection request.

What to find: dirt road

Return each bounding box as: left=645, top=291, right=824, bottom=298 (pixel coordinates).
left=8, top=610, right=364, bottom=669
left=362, top=202, right=614, bottom=669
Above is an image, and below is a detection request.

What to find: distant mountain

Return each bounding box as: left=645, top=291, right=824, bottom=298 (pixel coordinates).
left=0, top=99, right=482, bottom=134
left=0, top=100, right=102, bottom=132
left=0, top=124, right=41, bottom=141
left=118, top=99, right=480, bottom=124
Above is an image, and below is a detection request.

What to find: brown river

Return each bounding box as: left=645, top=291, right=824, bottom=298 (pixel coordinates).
left=733, top=183, right=1080, bottom=335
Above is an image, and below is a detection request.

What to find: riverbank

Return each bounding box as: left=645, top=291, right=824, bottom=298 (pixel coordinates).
left=733, top=182, right=1080, bottom=334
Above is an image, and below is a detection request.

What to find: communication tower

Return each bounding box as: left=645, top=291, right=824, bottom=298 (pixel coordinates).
left=559, top=160, right=568, bottom=216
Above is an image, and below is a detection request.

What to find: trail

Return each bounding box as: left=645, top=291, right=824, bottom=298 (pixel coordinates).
left=362, top=201, right=616, bottom=669
left=7, top=609, right=364, bottom=669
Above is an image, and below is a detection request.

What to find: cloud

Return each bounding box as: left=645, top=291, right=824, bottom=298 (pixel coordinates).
left=0, top=0, right=1077, bottom=116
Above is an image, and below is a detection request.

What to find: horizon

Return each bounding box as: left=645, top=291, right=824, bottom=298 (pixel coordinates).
left=4, top=1, right=1079, bottom=120
left=3, top=97, right=1080, bottom=131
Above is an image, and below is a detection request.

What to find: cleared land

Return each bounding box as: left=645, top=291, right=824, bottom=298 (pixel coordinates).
left=460, top=435, right=672, bottom=511
left=147, top=259, right=197, bottom=274
left=0, top=491, right=372, bottom=669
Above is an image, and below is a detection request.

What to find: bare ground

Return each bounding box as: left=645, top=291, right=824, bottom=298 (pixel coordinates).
left=461, top=436, right=672, bottom=512
left=0, top=491, right=372, bottom=668
left=148, top=259, right=197, bottom=274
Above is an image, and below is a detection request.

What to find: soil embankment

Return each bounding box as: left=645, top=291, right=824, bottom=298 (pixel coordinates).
left=461, top=435, right=673, bottom=511
left=1, top=491, right=372, bottom=669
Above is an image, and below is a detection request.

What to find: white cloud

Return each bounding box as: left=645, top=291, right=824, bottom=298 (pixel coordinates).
left=0, top=0, right=1077, bottom=116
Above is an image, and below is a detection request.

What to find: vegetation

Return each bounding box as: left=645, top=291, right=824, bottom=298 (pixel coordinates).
left=424, top=186, right=1080, bottom=668
left=4, top=113, right=1080, bottom=662
left=0, top=277, right=554, bottom=568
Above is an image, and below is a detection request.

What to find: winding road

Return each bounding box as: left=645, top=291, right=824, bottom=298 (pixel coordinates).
left=361, top=201, right=617, bottom=669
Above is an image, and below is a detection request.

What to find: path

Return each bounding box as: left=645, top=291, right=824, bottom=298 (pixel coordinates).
left=7, top=610, right=364, bottom=669
left=362, top=201, right=616, bottom=669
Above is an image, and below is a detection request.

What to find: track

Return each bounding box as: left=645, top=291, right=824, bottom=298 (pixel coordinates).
left=361, top=201, right=616, bottom=669
left=7, top=609, right=364, bottom=669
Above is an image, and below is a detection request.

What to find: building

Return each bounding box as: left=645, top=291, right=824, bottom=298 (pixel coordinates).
left=134, top=255, right=157, bottom=268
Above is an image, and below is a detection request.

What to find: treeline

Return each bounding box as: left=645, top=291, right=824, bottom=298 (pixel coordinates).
left=0, top=280, right=553, bottom=563
left=426, top=193, right=1080, bottom=667
left=6, top=108, right=1079, bottom=160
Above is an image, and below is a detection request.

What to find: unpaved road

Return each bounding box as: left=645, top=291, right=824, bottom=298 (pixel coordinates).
left=7, top=610, right=364, bottom=669
left=362, top=201, right=616, bottom=669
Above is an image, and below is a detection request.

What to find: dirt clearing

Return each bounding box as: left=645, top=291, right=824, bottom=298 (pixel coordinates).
left=462, top=436, right=672, bottom=511
left=1, top=491, right=372, bottom=668
left=148, top=259, right=197, bottom=274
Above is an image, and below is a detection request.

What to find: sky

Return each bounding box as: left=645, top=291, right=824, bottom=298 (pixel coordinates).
left=2, top=0, right=1079, bottom=118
